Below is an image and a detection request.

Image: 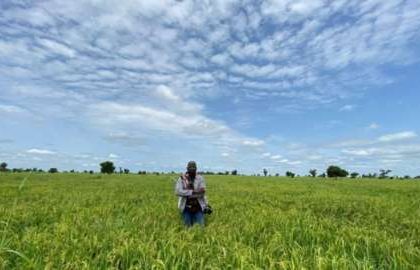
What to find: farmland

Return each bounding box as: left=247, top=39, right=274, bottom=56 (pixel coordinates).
left=1, top=173, right=420, bottom=269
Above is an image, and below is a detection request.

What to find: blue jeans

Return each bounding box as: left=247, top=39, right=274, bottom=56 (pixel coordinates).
left=182, top=209, right=204, bottom=227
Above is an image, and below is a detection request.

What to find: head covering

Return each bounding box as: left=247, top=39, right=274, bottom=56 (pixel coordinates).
left=187, top=161, right=197, bottom=170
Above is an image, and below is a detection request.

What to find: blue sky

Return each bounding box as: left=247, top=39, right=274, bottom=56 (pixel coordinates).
left=1, top=0, right=420, bottom=176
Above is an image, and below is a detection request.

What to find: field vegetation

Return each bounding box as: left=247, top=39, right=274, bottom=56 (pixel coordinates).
left=1, top=173, right=420, bottom=269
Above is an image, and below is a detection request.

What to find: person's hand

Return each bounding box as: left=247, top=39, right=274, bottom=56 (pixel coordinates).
left=192, top=188, right=205, bottom=195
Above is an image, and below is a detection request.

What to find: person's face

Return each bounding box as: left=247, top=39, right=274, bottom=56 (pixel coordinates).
left=187, top=164, right=197, bottom=175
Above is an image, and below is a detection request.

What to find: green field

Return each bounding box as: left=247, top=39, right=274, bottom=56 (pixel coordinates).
left=1, top=173, right=419, bottom=269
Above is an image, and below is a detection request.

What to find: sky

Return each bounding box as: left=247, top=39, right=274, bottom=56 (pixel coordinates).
left=1, top=0, right=420, bottom=176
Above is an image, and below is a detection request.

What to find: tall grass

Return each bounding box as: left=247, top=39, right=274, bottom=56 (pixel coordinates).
left=0, top=173, right=31, bottom=266
left=0, top=173, right=419, bottom=269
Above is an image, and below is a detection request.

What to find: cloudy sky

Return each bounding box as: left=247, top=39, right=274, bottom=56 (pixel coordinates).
left=1, top=0, right=420, bottom=175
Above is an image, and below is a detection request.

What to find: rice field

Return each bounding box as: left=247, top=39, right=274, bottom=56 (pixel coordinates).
left=0, top=173, right=419, bottom=269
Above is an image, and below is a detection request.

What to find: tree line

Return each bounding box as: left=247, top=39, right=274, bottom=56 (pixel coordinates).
left=1, top=161, right=419, bottom=179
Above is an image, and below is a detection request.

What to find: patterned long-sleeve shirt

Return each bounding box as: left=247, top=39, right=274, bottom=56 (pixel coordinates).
left=175, top=174, right=208, bottom=212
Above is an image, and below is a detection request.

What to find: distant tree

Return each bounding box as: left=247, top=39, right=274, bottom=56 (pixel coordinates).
left=326, top=166, right=348, bottom=178
left=100, top=161, right=115, bottom=174
left=224, top=171, right=230, bottom=175
left=70, top=169, right=75, bottom=173
left=309, top=169, right=317, bottom=177
left=415, top=176, right=420, bottom=179
left=275, top=173, right=280, bottom=177
left=38, top=169, right=44, bottom=173
left=285, top=171, right=295, bottom=178
left=231, top=170, right=238, bottom=175
left=0, top=162, right=8, bottom=172
left=318, top=173, right=326, bottom=178
left=379, top=169, right=392, bottom=179
left=263, top=168, right=268, bottom=177
left=89, top=170, right=94, bottom=174
left=48, top=168, right=58, bottom=173
left=404, top=175, right=411, bottom=179
left=124, top=169, right=130, bottom=174
left=350, top=172, right=359, bottom=179
left=362, top=173, right=377, bottom=178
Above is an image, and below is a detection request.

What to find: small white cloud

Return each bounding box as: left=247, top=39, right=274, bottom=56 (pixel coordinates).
left=342, top=149, right=370, bottom=156
left=307, top=155, right=322, bottom=160
left=368, top=123, right=380, bottom=129
left=242, top=139, right=264, bottom=147
left=154, top=85, right=180, bottom=102
left=221, top=153, right=229, bottom=157
left=74, top=154, right=90, bottom=159
left=380, top=159, right=402, bottom=164
left=38, top=38, right=76, bottom=58
left=27, top=148, right=56, bottom=155
left=261, top=152, right=271, bottom=158
left=339, top=105, right=355, bottom=112
left=378, top=131, right=417, bottom=142
left=82, top=163, right=97, bottom=167
left=287, top=161, right=302, bottom=165
left=270, top=155, right=282, bottom=160
left=0, top=104, right=26, bottom=113
left=109, top=153, right=119, bottom=159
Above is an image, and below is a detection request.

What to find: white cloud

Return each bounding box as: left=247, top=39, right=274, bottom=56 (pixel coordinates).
left=89, top=101, right=229, bottom=137
left=27, top=149, right=56, bottom=155
left=109, top=153, right=119, bottom=159
left=287, top=161, right=302, bottom=166
left=378, top=131, right=417, bottom=142
left=0, top=104, right=26, bottom=114
left=86, top=87, right=266, bottom=163
left=261, top=152, right=271, bottom=158
left=37, top=38, right=76, bottom=58
left=242, top=140, right=265, bottom=147
left=342, top=149, right=371, bottom=156
left=368, top=123, right=380, bottom=129
left=339, top=105, right=355, bottom=112
left=154, top=85, right=181, bottom=103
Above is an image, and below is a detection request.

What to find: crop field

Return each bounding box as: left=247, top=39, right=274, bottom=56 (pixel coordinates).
left=0, top=173, right=420, bottom=269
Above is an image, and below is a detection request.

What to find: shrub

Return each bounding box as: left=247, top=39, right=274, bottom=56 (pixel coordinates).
left=100, top=161, right=115, bottom=174
left=48, top=168, right=58, bottom=173
left=327, top=166, right=349, bottom=178
left=286, top=171, right=295, bottom=178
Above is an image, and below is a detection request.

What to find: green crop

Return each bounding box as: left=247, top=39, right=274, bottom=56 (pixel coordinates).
left=0, top=173, right=419, bottom=269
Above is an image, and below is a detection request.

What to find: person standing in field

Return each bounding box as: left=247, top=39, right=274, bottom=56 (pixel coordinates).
left=175, top=161, right=208, bottom=227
